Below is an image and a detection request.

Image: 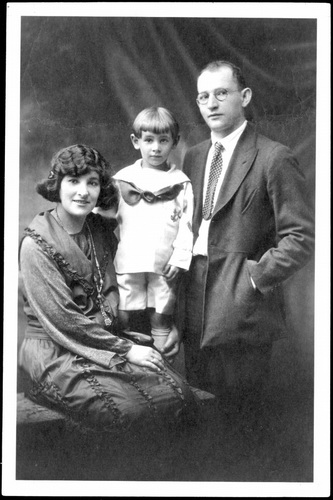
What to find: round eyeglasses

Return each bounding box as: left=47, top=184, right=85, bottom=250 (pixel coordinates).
left=196, top=88, right=239, bottom=105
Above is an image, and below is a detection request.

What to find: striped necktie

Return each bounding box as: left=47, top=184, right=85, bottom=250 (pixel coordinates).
left=202, top=142, right=224, bottom=220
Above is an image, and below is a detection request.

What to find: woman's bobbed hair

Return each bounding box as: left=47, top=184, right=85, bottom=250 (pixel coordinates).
left=36, top=144, right=118, bottom=210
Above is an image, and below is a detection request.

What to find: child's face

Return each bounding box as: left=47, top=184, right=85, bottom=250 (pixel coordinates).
left=131, top=130, right=177, bottom=169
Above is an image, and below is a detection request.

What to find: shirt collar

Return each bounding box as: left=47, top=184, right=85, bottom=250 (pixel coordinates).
left=211, top=120, right=247, bottom=151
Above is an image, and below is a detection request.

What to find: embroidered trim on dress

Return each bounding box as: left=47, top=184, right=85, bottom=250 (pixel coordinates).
left=25, top=228, right=99, bottom=295
left=80, top=361, right=122, bottom=425
left=160, top=371, right=185, bottom=401
left=29, top=380, right=79, bottom=429
left=129, top=376, right=158, bottom=414
left=30, top=379, right=120, bottom=434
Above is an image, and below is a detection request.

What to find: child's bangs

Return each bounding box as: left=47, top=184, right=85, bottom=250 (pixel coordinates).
left=142, top=116, right=171, bottom=135
left=132, top=107, right=179, bottom=141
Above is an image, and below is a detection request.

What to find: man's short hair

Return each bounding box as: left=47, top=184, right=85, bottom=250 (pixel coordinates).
left=198, top=60, right=247, bottom=90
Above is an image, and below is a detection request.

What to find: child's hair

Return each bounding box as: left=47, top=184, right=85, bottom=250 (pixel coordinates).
left=132, top=107, right=180, bottom=145
left=36, top=144, right=118, bottom=210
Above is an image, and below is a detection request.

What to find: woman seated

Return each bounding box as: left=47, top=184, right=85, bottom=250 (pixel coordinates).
left=18, top=144, right=206, bottom=435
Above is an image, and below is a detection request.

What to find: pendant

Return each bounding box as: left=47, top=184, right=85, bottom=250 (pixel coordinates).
left=100, top=302, right=113, bottom=327
left=103, top=316, right=113, bottom=327
left=93, top=272, right=112, bottom=327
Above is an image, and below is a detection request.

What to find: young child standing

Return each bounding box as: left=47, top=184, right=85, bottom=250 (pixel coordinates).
left=113, top=107, right=194, bottom=351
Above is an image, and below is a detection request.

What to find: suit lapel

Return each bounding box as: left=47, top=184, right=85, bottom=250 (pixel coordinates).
left=213, top=124, right=258, bottom=216
left=192, top=140, right=211, bottom=226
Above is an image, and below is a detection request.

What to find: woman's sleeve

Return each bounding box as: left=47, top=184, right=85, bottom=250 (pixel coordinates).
left=20, top=237, right=133, bottom=357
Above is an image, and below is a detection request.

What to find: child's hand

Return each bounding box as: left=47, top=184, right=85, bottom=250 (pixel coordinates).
left=163, top=265, right=182, bottom=282
left=160, top=324, right=181, bottom=362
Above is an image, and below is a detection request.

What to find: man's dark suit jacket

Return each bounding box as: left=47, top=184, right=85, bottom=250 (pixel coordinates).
left=182, top=122, right=314, bottom=348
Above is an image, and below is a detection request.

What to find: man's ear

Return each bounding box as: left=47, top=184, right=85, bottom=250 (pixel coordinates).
left=130, top=134, right=140, bottom=150
left=241, top=87, right=252, bottom=108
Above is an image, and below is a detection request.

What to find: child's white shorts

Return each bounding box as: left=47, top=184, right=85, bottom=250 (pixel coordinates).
left=116, top=272, right=176, bottom=315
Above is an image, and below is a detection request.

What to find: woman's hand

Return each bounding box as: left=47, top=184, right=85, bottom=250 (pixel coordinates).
left=160, top=324, right=181, bottom=363
left=124, top=345, right=165, bottom=372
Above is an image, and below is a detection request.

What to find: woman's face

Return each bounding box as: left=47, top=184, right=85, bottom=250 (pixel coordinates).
left=59, top=171, right=101, bottom=219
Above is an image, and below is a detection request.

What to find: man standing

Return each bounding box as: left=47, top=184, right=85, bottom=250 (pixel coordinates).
left=182, top=60, right=314, bottom=427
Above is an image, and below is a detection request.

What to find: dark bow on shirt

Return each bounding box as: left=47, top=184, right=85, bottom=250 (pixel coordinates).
left=117, top=180, right=185, bottom=206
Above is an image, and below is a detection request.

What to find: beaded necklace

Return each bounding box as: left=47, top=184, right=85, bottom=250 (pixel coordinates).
left=55, top=206, right=84, bottom=234
left=54, top=208, right=113, bottom=328
left=86, top=222, right=113, bottom=328
left=54, top=207, right=90, bottom=254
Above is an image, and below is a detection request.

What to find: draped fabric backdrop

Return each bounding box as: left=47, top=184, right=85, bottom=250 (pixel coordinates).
left=18, top=17, right=315, bottom=408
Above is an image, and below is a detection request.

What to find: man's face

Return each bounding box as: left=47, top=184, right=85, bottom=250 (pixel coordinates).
left=197, top=66, right=250, bottom=137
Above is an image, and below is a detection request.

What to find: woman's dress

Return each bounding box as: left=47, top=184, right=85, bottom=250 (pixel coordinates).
left=18, top=211, right=202, bottom=434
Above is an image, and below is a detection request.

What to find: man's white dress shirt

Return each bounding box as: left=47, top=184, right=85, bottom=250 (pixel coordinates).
left=193, top=120, right=247, bottom=256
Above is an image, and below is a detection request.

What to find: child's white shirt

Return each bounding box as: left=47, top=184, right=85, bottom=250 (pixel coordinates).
left=113, top=159, right=194, bottom=275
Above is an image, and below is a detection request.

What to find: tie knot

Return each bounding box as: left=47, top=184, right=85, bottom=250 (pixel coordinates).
left=214, top=142, right=224, bottom=154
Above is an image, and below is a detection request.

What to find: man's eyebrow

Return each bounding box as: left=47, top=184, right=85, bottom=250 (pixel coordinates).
left=199, top=88, right=228, bottom=93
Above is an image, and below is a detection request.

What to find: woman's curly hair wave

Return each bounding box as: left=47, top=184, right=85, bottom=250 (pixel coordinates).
left=36, top=144, right=118, bottom=210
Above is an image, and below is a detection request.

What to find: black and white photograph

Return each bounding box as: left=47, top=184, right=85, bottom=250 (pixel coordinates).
left=3, top=2, right=330, bottom=497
